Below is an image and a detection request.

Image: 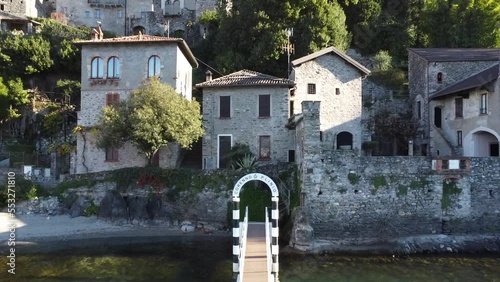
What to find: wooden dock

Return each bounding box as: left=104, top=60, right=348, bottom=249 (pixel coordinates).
left=242, top=222, right=268, bottom=281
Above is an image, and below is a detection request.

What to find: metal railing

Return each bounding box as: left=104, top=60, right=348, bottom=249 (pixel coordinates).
left=265, top=207, right=274, bottom=282
left=237, top=206, right=249, bottom=282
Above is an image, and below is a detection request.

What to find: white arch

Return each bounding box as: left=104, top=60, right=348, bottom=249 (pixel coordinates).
left=233, top=173, right=279, bottom=198
left=463, top=126, right=500, bottom=156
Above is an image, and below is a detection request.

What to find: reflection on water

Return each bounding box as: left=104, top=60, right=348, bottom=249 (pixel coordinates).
left=1, top=237, right=499, bottom=282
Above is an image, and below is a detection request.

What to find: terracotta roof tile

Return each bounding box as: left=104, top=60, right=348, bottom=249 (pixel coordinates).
left=74, top=34, right=198, bottom=68
left=196, top=70, right=295, bottom=88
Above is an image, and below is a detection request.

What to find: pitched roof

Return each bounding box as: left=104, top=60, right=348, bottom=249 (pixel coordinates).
left=74, top=34, right=198, bottom=68
left=291, top=46, right=371, bottom=76
left=409, top=48, right=500, bottom=62
left=431, top=63, right=499, bottom=99
left=195, top=70, right=295, bottom=88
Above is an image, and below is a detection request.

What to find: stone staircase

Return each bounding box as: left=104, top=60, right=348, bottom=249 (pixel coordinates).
left=432, top=125, right=461, bottom=156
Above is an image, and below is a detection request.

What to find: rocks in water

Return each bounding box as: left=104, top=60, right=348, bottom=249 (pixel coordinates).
left=181, top=224, right=195, bottom=233
left=69, top=196, right=91, bottom=218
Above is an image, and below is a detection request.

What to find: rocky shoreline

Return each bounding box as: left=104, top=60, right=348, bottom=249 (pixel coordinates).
left=287, top=234, right=500, bottom=256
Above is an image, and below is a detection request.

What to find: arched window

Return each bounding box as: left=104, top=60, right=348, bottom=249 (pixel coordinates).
left=91, top=57, right=103, bottom=79
left=337, top=131, right=353, bottom=150
left=437, top=72, right=443, bottom=83
left=148, top=55, right=161, bottom=77
left=107, top=56, right=120, bottom=79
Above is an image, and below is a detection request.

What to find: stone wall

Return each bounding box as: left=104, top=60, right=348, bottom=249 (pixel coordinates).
left=299, top=100, right=500, bottom=244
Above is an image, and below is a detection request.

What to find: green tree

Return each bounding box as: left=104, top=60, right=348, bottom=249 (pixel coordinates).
left=0, top=77, right=30, bottom=123
left=200, top=0, right=351, bottom=76
left=96, top=78, right=204, bottom=163
left=422, top=0, right=500, bottom=48
left=0, top=32, right=53, bottom=79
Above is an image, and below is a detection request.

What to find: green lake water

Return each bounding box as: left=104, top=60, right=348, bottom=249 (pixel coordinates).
left=1, top=236, right=499, bottom=282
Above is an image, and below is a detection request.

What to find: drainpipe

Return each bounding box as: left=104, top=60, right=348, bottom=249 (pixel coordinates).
left=124, top=0, right=127, bottom=35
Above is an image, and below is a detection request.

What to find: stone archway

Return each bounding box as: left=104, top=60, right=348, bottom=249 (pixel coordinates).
left=232, top=173, right=279, bottom=274
left=464, top=127, right=500, bottom=157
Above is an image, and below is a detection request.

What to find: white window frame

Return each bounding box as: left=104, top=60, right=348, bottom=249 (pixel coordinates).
left=480, top=93, right=488, bottom=115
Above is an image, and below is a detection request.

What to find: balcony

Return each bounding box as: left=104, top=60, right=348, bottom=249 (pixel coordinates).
left=88, top=0, right=124, bottom=8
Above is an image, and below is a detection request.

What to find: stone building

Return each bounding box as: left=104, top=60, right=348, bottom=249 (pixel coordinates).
left=408, top=48, right=500, bottom=156
left=196, top=70, right=295, bottom=169
left=53, top=0, right=218, bottom=37
left=73, top=33, right=198, bottom=174
left=0, top=0, right=47, bottom=33
left=289, top=47, right=370, bottom=153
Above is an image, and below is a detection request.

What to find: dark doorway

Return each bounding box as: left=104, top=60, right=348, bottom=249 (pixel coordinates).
left=218, top=135, right=232, bottom=169
left=434, top=107, right=442, bottom=128
left=490, top=143, right=499, bottom=157
left=337, top=131, right=353, bottom=149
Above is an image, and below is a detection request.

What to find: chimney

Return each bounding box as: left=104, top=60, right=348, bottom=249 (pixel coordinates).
left=205, top=70, right=212, bottom=82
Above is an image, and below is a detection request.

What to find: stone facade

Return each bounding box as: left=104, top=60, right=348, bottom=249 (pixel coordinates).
left=297, top=100, right=500, bottom=244
left=197, top=71, right=295, bottom=169
left=408, top=49, right=500, bottom=156
left=290, top=48, right=369, bottom=153
left=54, top=0, right=218, bottom=36
left=74, top=35, right=196, bottom=174
left=0, top=0, right=44, bottom=17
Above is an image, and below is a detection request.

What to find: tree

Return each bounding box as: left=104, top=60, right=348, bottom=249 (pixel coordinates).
left=0, top=77, right=30, bottom=123
left=422, top=0, right=500, bottom=48
left=96, top=78, right=204, bottom=164
left=198, top=0, right=351, bottom=76
left=0, top=32, right=53, bottom=80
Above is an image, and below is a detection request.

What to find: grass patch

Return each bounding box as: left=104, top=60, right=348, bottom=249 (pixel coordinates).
left=348, top=172, right=360, bottom=185
left=442, top=180, right=461, bottom=211
left=371, top=176, right=387, bottom=195
left=83, top=201, right=99, bottom=217
left=410, top=177, right=430, bottom=190
left=54, top=178, right=98, bottom=196
left=396, top=185, right=408, bottom=196
left=239, top=182, right=272, bottom=222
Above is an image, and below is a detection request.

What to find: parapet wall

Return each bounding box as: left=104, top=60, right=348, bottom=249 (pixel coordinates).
left=299, top=101, right=500, bottom=244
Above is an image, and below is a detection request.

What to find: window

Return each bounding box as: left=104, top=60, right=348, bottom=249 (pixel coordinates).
left=457, top=130, right=462, bottom=147
left=417, top=101, right=421, bottom=119
left=437, top=72, right=443, bottom=83
left=106, top=93, right=119, bottom=107
left=85, top=11, right=90, bottom=18
left=480, top=93, right=487, bottom=114
left=0, top=5, right=4, bottom=11
left=148, top=55, right=161, bottom=77
left=337, top=131, right=353, bottom=150
left=259, top=94, right=270, bottom=117
left=455, top=97, right=463, bottom=118
left=259, top=136, right=271, bottom=160
left=220, top=96, right=230, bottom=118
left=118, top=10, right=123, bottom=18
left=335, top=88, right=340, bottom=95
left=107, top=57, right=120, bottom=79
left=288, top=150, right=295, bottom=162
left=289, top=100, right=294, bottom=116
left=91, top=57, right=103, bottom=79
left=307, top=83, right=316, bottom=94
left=105, top=147, right=119, bottom=162
left=94, top=9, right=100, bottom=18
left=320, top=131, right=323, bottom=142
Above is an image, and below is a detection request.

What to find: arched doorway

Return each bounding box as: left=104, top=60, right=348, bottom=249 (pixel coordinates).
left=337, top=131, right=353, bottom=149
left=464, top=127, right=500, bottom=156
left=132, top=25, right=145, bottom=35
left=232, top=173, right=279, bottom=275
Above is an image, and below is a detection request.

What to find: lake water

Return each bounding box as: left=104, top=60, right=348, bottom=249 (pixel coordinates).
left=1, top=236, right=499, bottom=281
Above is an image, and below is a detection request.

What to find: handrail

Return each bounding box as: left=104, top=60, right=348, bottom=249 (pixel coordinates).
left=265, top=207, right=273, bottom=282
left=237, top=206, right=249, bottom=282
